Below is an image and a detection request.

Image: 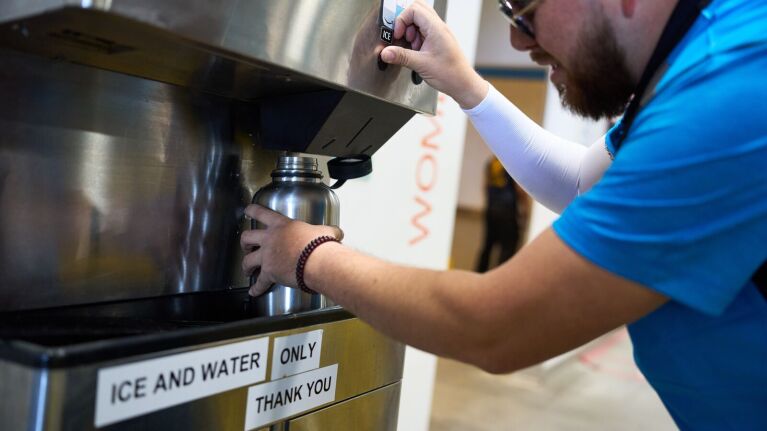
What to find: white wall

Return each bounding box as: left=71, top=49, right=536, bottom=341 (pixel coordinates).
left=474, top=0, right=536, bottom=67
left=456, top=0, right=543, bottom=211
left=456, top=118, right=494, bottom=211
left=333, top=1, right=483, bottom=430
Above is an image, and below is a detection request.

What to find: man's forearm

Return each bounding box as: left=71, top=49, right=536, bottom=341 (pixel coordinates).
left=242, top=204, right=667, bottom=374
left=297, top=230, right=667, bottom=375
left=303, top=242, right=497, bottom=367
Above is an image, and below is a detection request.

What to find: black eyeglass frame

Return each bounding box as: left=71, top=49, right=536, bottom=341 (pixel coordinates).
left=497, top=0, right=540, bottom=39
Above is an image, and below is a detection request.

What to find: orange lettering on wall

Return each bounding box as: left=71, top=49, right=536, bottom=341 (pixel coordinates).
left=409, top=96, right=445, bottom=246
left=420, top=109, right=443, bottom=151
left=415, top=153, right=438, bottom=192
left=409, top=196, right=432, bottom=246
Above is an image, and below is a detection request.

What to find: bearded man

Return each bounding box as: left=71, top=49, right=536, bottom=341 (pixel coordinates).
left=241, top=1, right=767, bottom=428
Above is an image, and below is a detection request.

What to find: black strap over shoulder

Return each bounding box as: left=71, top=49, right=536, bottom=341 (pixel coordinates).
left=755, top=263, right=767, bottom=298
left=611, top=0, right=711, bottom=151
left=610, top=0, right=767, bottom=298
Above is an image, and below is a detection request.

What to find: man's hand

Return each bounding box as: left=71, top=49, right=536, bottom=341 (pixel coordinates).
left=380, top=0, right=488, bottom=109
left=240, top=205, right=343, bottom=297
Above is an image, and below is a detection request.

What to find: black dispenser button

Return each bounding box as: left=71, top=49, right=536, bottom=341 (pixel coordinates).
left=411, top=70, right=423, bottom=85
left=377, top=53, right=388, bottom=71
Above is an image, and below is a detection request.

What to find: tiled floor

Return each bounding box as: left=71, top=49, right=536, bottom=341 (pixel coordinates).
left=429, top=328, right=677, bottom=430
left=430, top=209, right=677, bottom=430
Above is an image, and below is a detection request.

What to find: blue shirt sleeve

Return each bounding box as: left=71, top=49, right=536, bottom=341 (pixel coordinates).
left=554, top=41, right=767, bottom=316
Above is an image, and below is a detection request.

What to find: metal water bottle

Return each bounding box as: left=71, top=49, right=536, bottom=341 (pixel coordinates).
left=250, top=154, right=340, bottom=316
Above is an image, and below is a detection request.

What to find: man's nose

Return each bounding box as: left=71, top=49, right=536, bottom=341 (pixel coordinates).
left=509, top=25, right=536, bottom=51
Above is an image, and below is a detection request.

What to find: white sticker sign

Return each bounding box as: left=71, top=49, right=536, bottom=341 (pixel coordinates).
left=244, top=364, right=339, bottom=430
left=381, top=0, right=435, bottom=30
left=95, top=337, right=269, bottom=428
left=270, top=329, right=323, bottom=380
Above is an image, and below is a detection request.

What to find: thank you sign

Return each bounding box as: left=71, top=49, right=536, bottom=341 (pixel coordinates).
left=244, top=364, right=338, bottom=430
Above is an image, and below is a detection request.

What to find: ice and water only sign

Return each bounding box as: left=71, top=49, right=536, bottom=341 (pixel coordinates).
left=94, top=329, right=335, bottom=429
left=95, top=338, right=269, bottom=427
left=271, top=329, right=323, bottom=380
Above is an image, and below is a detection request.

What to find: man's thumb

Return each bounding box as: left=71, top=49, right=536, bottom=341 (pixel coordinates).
left=381, top=46, right=422, bottom=70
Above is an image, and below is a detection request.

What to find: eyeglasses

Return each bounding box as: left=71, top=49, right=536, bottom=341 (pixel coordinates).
left=497, top=0, right=541, bottom=39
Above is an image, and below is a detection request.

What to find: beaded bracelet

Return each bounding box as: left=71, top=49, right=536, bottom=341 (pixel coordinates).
left=296, top=235, right=340, bottom=294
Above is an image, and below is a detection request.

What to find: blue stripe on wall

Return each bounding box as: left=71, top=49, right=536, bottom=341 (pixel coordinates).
left=475, top=67, right=547, bottom=80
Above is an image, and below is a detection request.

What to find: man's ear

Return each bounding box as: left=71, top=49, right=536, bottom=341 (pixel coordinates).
left=621, top=0, right=637, bottom=17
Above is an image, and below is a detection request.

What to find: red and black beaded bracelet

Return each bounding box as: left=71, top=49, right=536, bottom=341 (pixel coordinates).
left=295, top=235, right=340, bottom=294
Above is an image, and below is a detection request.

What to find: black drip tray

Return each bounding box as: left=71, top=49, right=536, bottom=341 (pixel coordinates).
left=0, top=288, right=256, bottom=346
left=0, top=288, right=351, bottom=368
left=0, top=315, right=224, bottom=346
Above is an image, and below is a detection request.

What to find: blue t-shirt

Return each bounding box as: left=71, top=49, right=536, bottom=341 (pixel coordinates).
left=553, top=0, right=767, bottom=429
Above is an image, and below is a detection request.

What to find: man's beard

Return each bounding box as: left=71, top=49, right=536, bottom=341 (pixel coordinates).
left=555, top=15, right=635, bottom=120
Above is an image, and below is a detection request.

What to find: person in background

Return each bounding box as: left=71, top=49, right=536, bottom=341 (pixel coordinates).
left=240, top=1, right=767, bottom=428
left=476, top=156, right=529, bottom=272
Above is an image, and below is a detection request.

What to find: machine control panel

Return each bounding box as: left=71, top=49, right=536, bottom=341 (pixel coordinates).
left=378, top=0, right=434, bottom=83
left=379, top=0, right=435, bottom=44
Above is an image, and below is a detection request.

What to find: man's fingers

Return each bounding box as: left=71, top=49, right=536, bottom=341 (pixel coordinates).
left=406, top=25, right=417, bottom=43
left=251, top=275, right=274, bottom=297
left=330, top=226, right=344, bottom=241
left=393, top=1, right=435, bottom=40
left=242, top=249, right=262, bottom=276
left=412, top=32, right=424, bottom=51
left=247, top=268, right=260, bottom=293
left=393, top=11, right=412, bottom=40
left=380, top=45, right=424, bottom=70
left=240, top=229, right=265, bottom=251
left=244, top=204, right=283, bottom=226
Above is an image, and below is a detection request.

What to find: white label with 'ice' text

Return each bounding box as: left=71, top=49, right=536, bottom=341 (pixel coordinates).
left=95, top=337, right=269, bottom=427
left=270, top=329, right=323, bottom=379
left=244, top=364, right=338, bottom=430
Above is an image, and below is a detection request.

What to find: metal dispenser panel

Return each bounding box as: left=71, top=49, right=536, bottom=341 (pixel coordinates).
left=0, top=0, right=446, bottom=157
left=0, top=2, right=431, bottom=428
left=0, top=0, right=446, bottom=311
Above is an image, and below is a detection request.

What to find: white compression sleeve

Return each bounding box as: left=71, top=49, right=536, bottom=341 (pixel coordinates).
left=463, top=84, right=611, bottom=214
